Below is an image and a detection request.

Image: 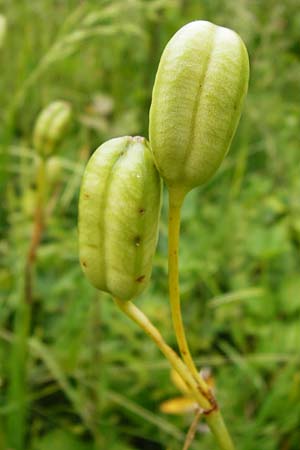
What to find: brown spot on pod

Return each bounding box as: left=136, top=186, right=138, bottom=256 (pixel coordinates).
left=135, top=275, right=145, bottom=283
left=134, top=236, right=141, bottom=247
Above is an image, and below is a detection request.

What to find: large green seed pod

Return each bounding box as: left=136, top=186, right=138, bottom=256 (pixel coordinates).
left=149, top=20, right=249, bottom=197
left=78, top=136, right=162, bottom=301
left=33, top=100, right=72, bottom=156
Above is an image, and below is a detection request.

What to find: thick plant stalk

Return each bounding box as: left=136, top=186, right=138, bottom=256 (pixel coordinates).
left=114, top=298, right=235, bottom=450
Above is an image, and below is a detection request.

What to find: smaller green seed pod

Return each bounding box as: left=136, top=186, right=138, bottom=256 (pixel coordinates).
left=149, top=20, right=249, bottom=198
left=78, top=136, right=162, bottom=301
left=33, top=100, right=72, bottom=156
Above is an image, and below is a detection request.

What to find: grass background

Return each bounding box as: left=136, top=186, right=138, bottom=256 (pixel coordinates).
left=1, top=0, right=300, bottom=449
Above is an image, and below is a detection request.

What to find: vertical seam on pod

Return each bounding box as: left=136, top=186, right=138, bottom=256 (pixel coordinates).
left=185, top=26, right=217, bottom=165
left=102, top=138, right=131, bottom=292
left=102, top=139, right=130, bottom=290
left=133, top=144, right=147, bottom=285
left=224, top=38, right=249, bottom=153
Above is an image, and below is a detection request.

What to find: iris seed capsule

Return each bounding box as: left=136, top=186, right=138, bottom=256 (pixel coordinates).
left=78, top=136, right=162, bottom=301
left=149, top=20, right=249, bottom=197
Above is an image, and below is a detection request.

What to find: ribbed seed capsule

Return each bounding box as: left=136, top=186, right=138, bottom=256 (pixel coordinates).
left=149, top=20, right=249, bottom=196
left=33, top=100, right=72, bottom=156
left=78, top=136, right=162, bottom=301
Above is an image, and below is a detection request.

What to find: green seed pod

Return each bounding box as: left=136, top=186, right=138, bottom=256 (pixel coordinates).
left=149, top=20, right=249, bottom=197
left=78, top=136, right=162, bottom=301
left=33, top=100, right=72, bottom=156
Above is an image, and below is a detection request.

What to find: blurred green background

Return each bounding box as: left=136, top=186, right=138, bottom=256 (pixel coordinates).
left=1, top=0, right=300, bottom=449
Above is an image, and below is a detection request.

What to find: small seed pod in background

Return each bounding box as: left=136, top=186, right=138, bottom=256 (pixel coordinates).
left=149, top=20, right=249, bottom=198
left=78, top=136, right=162, bottom=301
left=33, top=100, right=72, bottom=157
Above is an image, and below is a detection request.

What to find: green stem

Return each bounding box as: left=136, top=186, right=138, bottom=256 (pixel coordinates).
left=24, top=157, right=46, bottom=303
left=168, top=189, right=208, bottom=393
left=114, top=298, right=235, bottom=450
left=7, top=300, right=31, bottom=450
left=167, top=188, right=236, bottom=450
left=114, top=298, right=210, bottom=410
left=206, top=410, right=236, bottom=450
left=7, top=157, right=47, bottom=450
